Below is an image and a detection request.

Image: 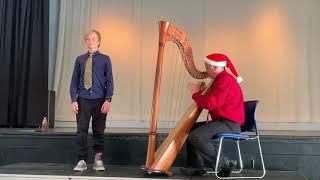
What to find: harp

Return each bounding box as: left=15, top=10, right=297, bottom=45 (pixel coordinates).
left=142, top=20, right=211, bottom=176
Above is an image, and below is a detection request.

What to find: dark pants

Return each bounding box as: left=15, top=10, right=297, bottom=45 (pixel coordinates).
left=76, top=97, right=107, bottom=161
left=186, top=118, right=241, bottom=168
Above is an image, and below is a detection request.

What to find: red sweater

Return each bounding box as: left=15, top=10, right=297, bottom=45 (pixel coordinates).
left=192, top=70, right=245, bottom=125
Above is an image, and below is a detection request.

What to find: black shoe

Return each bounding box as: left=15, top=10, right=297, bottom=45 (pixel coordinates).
left=180, top=167, right=206, bottom=176
left=217, top=160, right=237, bottom=177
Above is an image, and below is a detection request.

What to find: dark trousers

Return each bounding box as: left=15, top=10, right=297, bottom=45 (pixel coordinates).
left=186, top=118, right=241, bottom=168
left=76, top=97, right=107, bottom=161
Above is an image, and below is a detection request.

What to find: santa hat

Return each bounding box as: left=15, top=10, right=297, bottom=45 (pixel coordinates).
left=204, top=53, right=243, bottom=83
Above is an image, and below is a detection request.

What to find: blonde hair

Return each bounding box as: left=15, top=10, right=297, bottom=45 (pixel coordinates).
left=84, top=30, right=101, bottom=47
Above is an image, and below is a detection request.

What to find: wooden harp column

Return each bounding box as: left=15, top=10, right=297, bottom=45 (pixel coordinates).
left=142, top=21, right=210, bottom=176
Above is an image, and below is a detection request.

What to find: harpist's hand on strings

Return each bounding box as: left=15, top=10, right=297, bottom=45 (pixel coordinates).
left=198, top=81, right=206, bottom=92
left=188, top=81, right=206, bottom=94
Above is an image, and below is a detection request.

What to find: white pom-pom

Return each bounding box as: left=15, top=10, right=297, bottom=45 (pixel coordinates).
left=237, top=76, right=243, bottom=83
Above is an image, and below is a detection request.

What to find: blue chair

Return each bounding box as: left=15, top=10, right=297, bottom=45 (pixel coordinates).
left=212, top=100, right=266, bottom=179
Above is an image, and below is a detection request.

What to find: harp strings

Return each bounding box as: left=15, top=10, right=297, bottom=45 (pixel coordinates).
left=158, top=42, right=192, bottom=134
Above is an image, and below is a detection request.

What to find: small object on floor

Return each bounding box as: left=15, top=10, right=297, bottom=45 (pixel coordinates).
left=180, top=167, right=206, bottom=176
left=73, top=160, right=87, bottom=172
left=93, top=152, right=105, bottom=171
left=217, top=160, right=237, bottom=177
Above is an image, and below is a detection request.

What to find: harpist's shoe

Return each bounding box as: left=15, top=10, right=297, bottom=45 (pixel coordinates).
left=217, top=160, right=237, bottom=177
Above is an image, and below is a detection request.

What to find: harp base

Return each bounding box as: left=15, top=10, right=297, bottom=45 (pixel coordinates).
left=141, top=165, right=173, bottom=176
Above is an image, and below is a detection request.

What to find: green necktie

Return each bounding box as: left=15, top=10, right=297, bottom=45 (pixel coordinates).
left=84, top=53, right=93, bottom=89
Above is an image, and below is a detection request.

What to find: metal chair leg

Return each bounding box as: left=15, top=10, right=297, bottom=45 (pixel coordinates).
left=214, top=137, right=224, bottom=178
left=257, top=137, right=266, bottom=178
left=232, top=140, right=243, bottom=173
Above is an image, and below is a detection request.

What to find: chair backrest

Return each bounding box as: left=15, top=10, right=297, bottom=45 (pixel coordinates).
left=242, top=100, right=260, bottom=135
